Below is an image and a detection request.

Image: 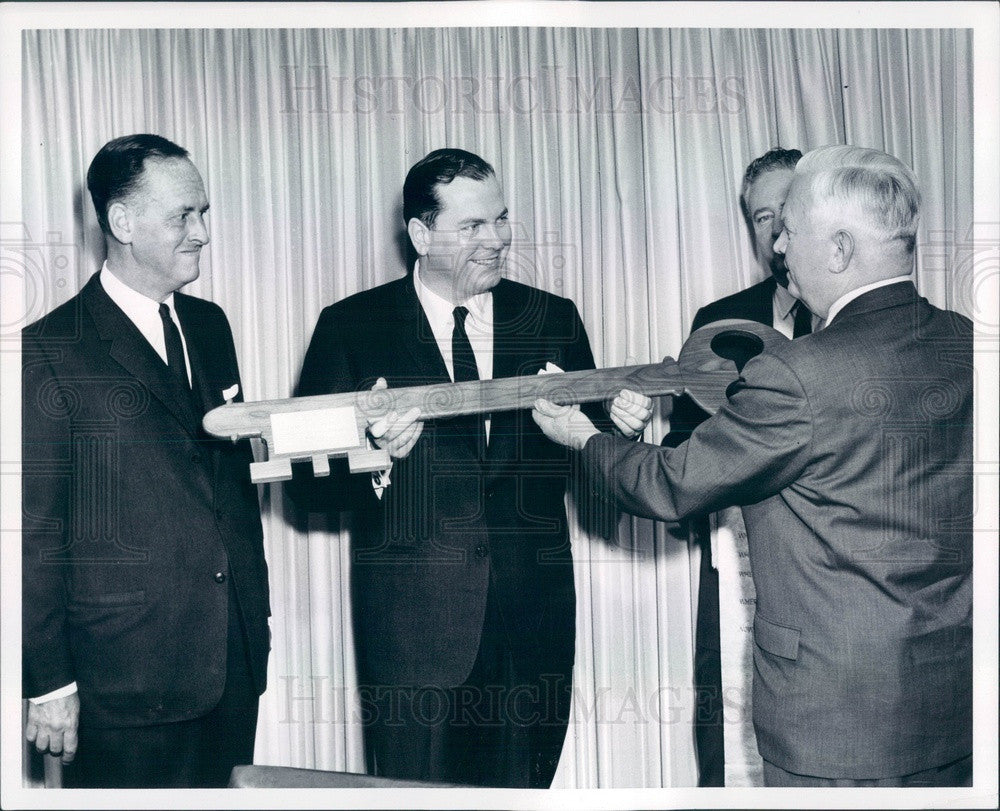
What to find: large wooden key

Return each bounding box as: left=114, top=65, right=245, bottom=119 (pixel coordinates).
left=203, top=319, right=785, bottom=483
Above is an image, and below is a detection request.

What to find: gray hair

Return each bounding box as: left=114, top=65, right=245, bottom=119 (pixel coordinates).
left=795, top=145, right=921, bottom=252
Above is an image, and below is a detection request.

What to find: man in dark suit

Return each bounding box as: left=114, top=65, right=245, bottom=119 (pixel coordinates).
left=694, top=147, right=813, bottom=334
left=22, top=134, right=271, bottom=788
left=287, top=148, right=639, bottom=788
left=667, top=147, right=805, bottom=786
left=534, top=145, right=972, bottom=787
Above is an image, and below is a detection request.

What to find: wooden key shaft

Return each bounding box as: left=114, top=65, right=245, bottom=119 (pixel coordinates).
left=202, top=319, right=785, bottom=482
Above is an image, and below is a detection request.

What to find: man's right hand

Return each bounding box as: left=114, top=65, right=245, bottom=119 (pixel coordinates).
left=25, top=693, right=80, bottom=764
left=367, top=377, right=424, bottom=459
left=532, top=398, right=600, bottom=451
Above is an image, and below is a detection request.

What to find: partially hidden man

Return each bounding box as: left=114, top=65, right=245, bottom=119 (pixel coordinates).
left=22, top=134, right=270, bottom=788
left=666, top=146, right=808, bottom=786
left=534, top=145, right=973, bottom=787
left=287, top=148, right=644, bottom=787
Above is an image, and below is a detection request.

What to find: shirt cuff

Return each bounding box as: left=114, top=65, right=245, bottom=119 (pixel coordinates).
left=371, top=462, right=393, bottom=499
left=30, top=682, right=78, bottom=704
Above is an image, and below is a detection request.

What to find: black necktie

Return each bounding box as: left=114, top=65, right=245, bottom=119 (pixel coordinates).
left=452, top=306, right=484, bottom=455
left=452, top=306, right=479, bottom=383
left=159, top=302, right=191, bottom=390
left=792, top=301, right=813, bottom=338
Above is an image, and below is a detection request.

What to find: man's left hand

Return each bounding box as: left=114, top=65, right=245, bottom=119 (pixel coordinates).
left=532, top=398, right=599, bottom=450
left=609, top=388, right=653, bottom=439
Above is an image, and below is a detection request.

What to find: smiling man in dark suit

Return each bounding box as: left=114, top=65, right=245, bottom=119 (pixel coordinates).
left=22, top=134, right=270, bottom=788
left=287, top=148, right=641, bottom=788
left=535, top=145, right=972, bottom=787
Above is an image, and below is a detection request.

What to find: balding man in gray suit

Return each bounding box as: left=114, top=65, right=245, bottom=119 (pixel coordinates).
left=533, top=145, right=972, bottom=787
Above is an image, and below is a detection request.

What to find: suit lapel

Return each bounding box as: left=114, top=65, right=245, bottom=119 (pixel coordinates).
left=490, top=279, right=528, bottom=382
left=485, top=281, right=529, bottom=469
left=392, top=276, right=452, bottom=385
left=174, top=294, right=221, bottom=417
left=174, top=294, right=240, bottom=493
left=82, top=275, right=202, bottom=437
left=753, top=277, right=778, bottom=325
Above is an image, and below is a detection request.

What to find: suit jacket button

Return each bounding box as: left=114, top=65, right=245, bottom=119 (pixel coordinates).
left=191, top=452, right=202, bottom=463
left=475, top=544, right=489, bottom=558
left=215, top=508, right=224, bottom=519
left=214, top=571, right=227, bottom=583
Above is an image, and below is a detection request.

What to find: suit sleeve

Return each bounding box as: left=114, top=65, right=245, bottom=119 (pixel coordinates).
left=581, top=351, right=813, bottom=522
left=21, top=332, right=75, bottom=697
left=284, top=305, right=381, bottom=513
left=558, top=299, right=614, bottom=432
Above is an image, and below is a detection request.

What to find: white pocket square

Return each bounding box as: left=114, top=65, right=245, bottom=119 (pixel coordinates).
left=222, top=383, right=240, bottom=403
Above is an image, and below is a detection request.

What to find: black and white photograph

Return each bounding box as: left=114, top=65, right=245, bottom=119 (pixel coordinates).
left=1, top=2, right=997, bottom=808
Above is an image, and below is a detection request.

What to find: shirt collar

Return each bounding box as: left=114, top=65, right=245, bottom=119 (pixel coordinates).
left=772, top=280, right=799, bottom=320
left=826, top=275, right=913, bottom=325
left=413, top=261, right=492, bottom=325
left=100, top=260, right=178, bottom=316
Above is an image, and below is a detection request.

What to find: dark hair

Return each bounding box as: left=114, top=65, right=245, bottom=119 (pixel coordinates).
left=739, top=147, right=803, bottom=234
left=402, top=148, right=495, bottom=228
left=87, top=134, right=189, bottom=235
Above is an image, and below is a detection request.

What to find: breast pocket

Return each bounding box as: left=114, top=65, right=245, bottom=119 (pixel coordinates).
left=754, top=613, right=801, bottom=660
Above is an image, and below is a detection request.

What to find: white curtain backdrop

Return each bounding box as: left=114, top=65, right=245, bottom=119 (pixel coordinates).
left=20, top=26, right=973, bottom=788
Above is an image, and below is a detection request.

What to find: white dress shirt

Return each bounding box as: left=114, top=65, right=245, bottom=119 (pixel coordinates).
left=370, top=265, right=496, bottom=498
left=772, top=281, right=823, bottom=338
left=413, top=263, right=494, bottom=384
left=413, top=262, right=494, bottom=439
left=100, top=263, right=193, bottom=385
